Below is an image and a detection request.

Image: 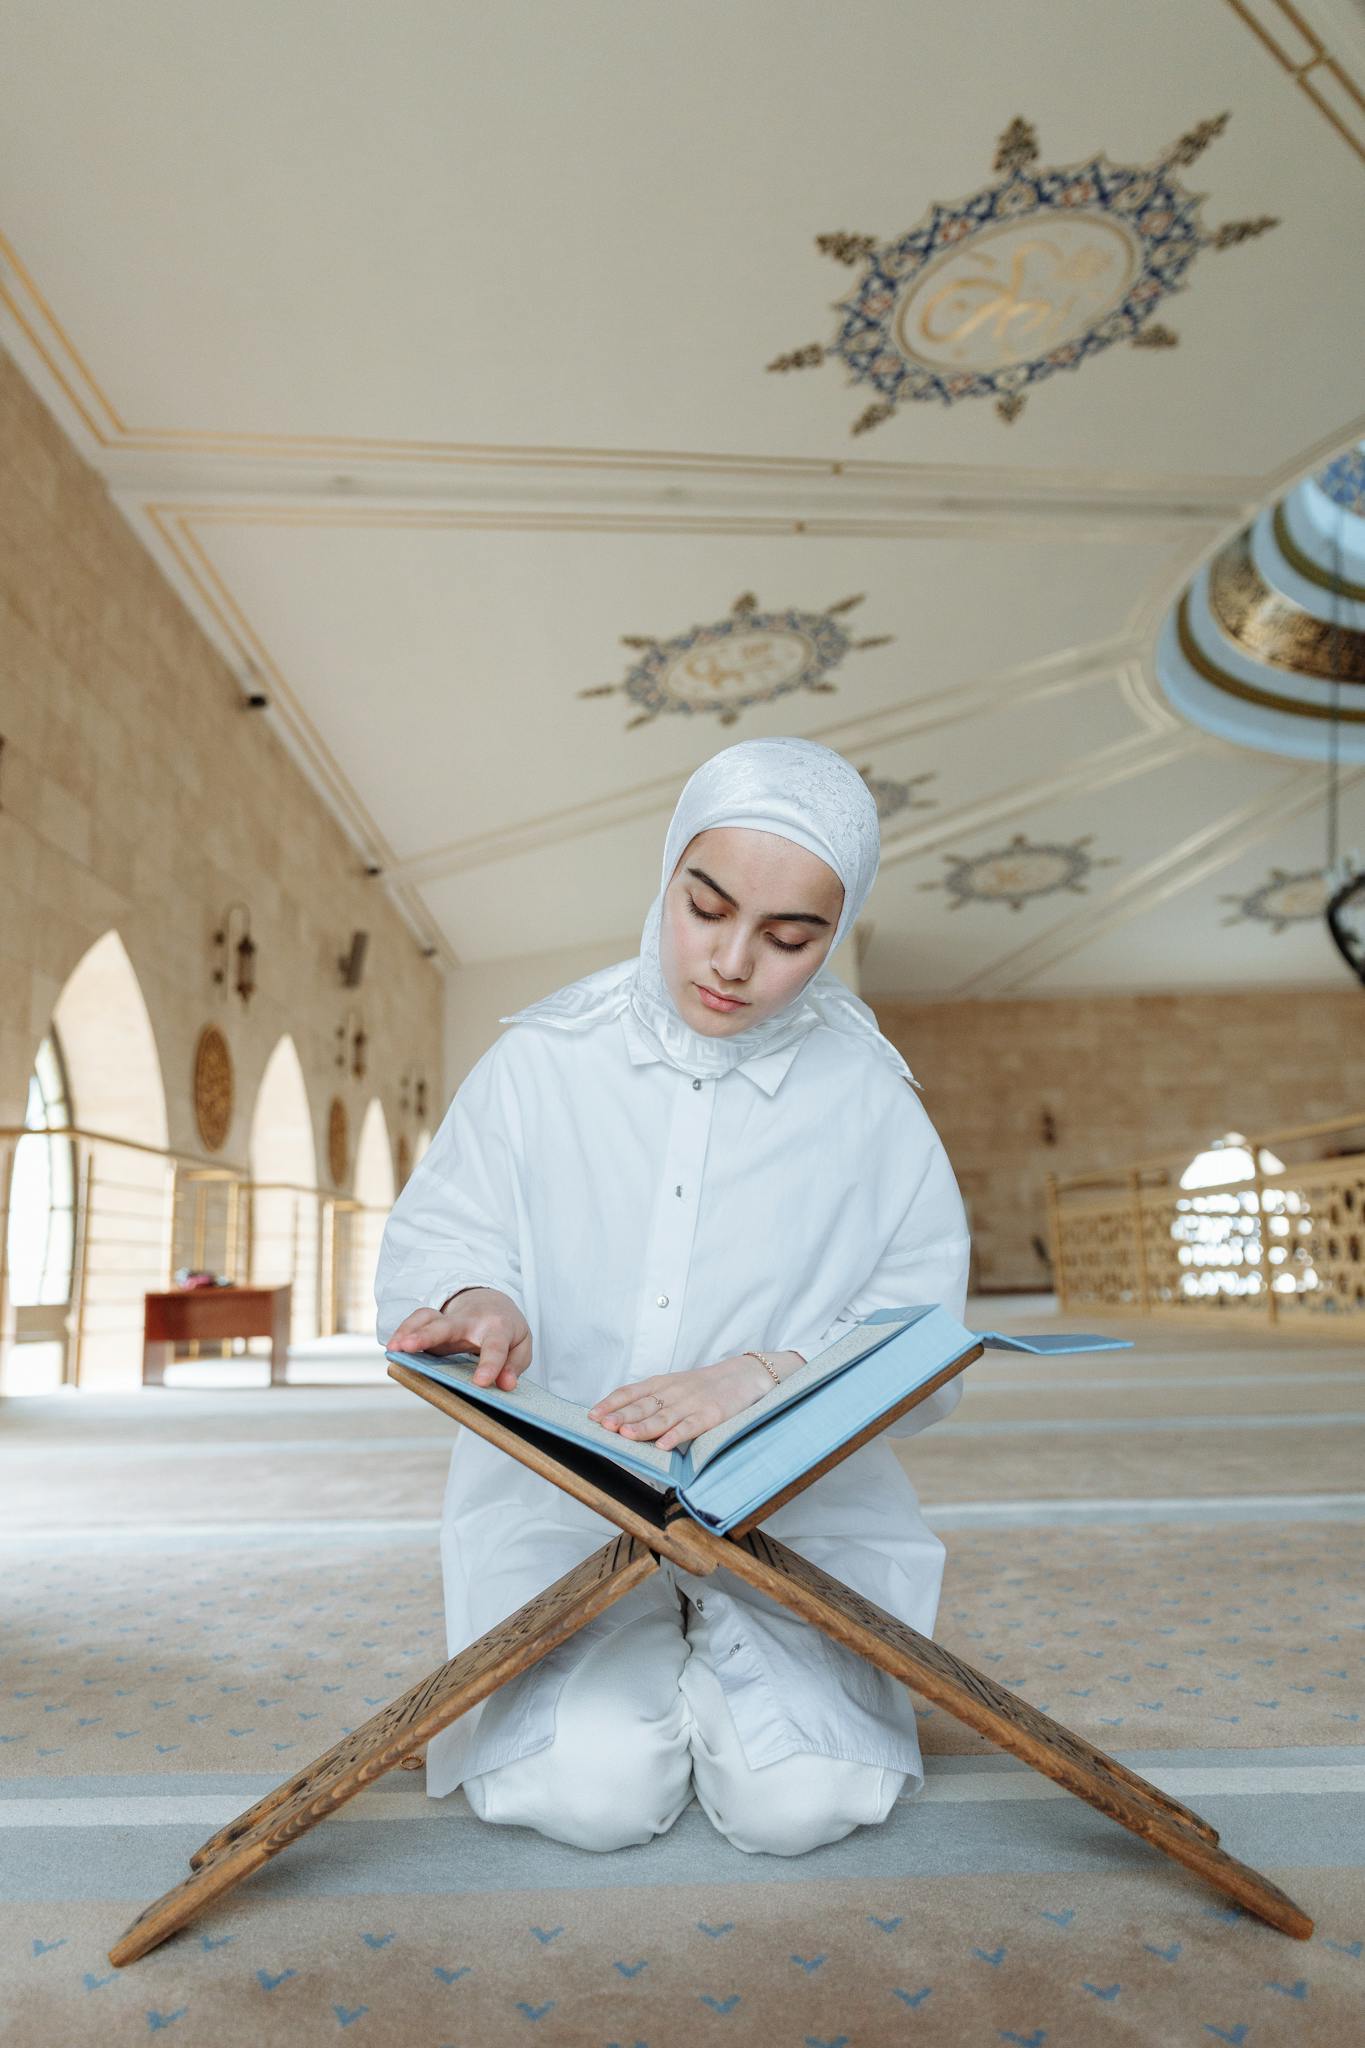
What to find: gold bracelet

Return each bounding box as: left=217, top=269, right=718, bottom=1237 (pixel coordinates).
left=744, top=1349, right=782, bottom=1387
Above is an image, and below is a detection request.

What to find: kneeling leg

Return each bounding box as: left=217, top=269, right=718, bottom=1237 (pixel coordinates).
left=465, top=1602, right=694, bottom=1852
left=681, top=1639, right=903, bottom=1857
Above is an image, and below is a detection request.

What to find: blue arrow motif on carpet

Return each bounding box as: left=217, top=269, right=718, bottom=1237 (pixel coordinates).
left=867, top=1914, right=901, bottom=1932
left=433, top=1966, right=471, bottom=1985
left=147, top=2011, right=189, bottom=2032
left=699, top=1994, right=740, bottom=2014
left=515, top=2003, right=555, bottom=2022
left=333, top=2005, right=368, bottom=2028
left=1082, top=1982, right=1121, bottom=2001
left=1040, top=1909, right=1074, bottom=1928
left=614, top=1960, right=647, bottom=1977
left=893, top=1987, right=932, bottom=2007
left=999, top=2031, right=1046, bottom=2047
left=257, top=1969, right=296, bottom=1991
left=529, top=1926, right=563, bottom=1944
left=360, top=1933, right=395, bottom=1949
left=697, top=1922, right=733, bottom=1938
left=974, top=1945, right=1007, bottom=1966
left=1202, top=2027, right=1249, bottom=2045
left=1267, top=1979, right=1307, bottom=1999
left=1324, top=1939, right=1361, bottom=1956
left=32, top=1939, right=67, bottom=1956
left=83, top=1972, right=116, bottom=1991
left=1144, top=1942, right=1181, bottom=1962
left=791, top=1955, right=826, bottom=1972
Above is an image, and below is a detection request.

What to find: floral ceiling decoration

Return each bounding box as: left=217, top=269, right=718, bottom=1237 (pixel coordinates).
left=858, top=764, right=938, bottom=822
left=920, top=832, right=1120, bottom=912
left=768, top=114, right=1276, bottom=433
left=579, top=591, right=891, bottom=729
left=1221, top=866, right=1328, bottom=934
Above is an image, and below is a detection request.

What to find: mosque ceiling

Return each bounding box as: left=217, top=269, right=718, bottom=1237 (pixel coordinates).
left=2, top=0, right=1364, bottom=1001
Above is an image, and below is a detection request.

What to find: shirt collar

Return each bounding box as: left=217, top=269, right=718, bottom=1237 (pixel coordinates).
left=618, top=1005, right=807, bottom=1097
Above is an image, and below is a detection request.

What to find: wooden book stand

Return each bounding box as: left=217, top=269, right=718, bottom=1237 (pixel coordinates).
left=109, top=1350, right=1313, bottom=1964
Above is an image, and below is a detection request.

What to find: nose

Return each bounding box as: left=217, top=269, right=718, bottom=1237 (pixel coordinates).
left=712, top=927, right=753, bottom=986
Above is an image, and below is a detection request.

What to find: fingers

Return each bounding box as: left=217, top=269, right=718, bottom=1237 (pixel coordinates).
left=388, top=1308, right=440, bottom=1352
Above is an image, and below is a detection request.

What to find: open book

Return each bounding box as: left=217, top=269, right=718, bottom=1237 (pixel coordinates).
left=388, top=1305, right=1129, bottom=1534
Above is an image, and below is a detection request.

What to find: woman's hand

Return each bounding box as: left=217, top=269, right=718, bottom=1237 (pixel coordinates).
left=588, top=1351, right=802, bottom=1454
left=387, top=1287, right=532, bottom=1392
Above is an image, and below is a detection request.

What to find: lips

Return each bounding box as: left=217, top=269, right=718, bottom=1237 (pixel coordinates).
left=695, top=983, right=749, bottom=1012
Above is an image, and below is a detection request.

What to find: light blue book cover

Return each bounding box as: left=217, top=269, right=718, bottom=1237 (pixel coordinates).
left=387, top=1309, right=1129, bottom=1534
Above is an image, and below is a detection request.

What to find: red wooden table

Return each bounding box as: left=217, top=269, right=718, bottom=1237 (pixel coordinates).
left=142, top=1285, right=292, bottom=1386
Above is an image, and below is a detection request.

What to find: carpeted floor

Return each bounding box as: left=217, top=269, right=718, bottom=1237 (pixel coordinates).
left=2, top=1304, right=1362, bottom=2045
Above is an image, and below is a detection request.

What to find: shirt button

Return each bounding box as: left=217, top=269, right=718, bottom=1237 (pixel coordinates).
left=656, top=1294, right=669, bottom=1308
left=692, top=1078, right=702, bottom=1091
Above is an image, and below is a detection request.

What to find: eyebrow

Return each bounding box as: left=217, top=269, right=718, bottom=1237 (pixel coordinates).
left=685, top=865, right=833, bottom=928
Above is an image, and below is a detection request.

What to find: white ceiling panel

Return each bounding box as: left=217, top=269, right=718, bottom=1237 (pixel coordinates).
left=0, top=0, right=1361, bottom=475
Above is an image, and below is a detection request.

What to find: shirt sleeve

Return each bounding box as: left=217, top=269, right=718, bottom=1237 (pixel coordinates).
left=781, top=1084, right=972, bottom=1439
left=374, top=1039, right=526, bottom=1344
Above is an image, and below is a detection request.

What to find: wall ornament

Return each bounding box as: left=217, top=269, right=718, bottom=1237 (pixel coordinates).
left=767, top=114, right=1276, bottom=433
left=579, top=591, right=891, bottom=729
left=193, top=1025, right=234, bottom=1153
left=327, top=1097, right=349, bottom=1188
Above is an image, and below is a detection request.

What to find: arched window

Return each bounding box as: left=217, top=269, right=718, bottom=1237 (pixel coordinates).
left=7, top=1031, right=76, bottom=1313
left=1173, top=1132, right=1288, bottom=1303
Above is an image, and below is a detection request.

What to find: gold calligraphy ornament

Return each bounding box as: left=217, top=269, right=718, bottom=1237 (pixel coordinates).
left=767, top=115, right=1276, bottom=432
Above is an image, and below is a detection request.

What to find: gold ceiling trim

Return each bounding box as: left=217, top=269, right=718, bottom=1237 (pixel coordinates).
left=1222, top=0, right=1365, bottom=163
left=1178, top=591, right=1365, bottom=721
left=1272, top=503, right=1365, bottom=604
left=1207, top=531, right=1365, bottom=683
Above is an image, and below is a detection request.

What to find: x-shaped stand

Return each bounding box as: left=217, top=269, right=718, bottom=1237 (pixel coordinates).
left=109, top=1361, right=1313, bottom=1963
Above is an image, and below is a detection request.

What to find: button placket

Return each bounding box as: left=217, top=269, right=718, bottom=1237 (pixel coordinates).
left=628, top=1071, right=715, bottom=1375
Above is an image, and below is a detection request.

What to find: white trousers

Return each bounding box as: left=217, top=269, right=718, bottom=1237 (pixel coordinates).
left=463, top=1571, right=903, bottom=1855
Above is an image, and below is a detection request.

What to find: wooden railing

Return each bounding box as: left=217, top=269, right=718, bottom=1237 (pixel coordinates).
left=0, top=1124, right=389, bottom=1387
left=1047, top=1112, right=1365, bottom=1322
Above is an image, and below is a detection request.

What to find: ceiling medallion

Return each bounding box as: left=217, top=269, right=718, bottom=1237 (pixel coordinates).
left=579, top=591, right=891, bottom=730
left=920, top=832, right=1119, bottom=912
left=1221, top=867, right=1328, bottom=934
left=859, top=764, right=937, bottom=822
left=768, top=114, right=1276, bottom=433
left=193, top=1025, right=233, bottom=1153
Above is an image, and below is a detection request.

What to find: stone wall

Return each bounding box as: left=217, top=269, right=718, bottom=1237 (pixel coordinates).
left=873, top=989, right=1365, bottom=1292
left=0, top=345, right=444, bottom=1272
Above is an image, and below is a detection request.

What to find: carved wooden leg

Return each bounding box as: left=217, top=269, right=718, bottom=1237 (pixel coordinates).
left=722, top=1529, right=1314, bottom=1941
left=108, top=1535, right=657, bottom=1966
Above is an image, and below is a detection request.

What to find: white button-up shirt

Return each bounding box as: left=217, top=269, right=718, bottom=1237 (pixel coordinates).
left=376, top=1006, right=971, bottom=1794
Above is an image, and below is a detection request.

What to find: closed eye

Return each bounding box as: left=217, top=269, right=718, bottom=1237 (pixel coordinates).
left=686, top=897, right=811, bottom=953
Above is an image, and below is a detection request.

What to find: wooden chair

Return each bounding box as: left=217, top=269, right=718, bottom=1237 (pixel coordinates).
left=108, top=1350, right=1313, bottom=1964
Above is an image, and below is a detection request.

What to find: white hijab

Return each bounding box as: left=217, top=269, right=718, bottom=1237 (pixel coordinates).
left=501, top=736, right=915, bottom=1085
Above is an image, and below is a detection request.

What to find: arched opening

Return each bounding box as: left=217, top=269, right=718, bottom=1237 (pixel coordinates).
left=3, top=1031, right=77, bottom=1393
left=46, top=931, right=169, bottom=1390
left=1172, top=1132, right=1290, bottom=1305
left=340, top=1099, right=395, bottom=1335
left=249, top=1036, right=320, bottom=1345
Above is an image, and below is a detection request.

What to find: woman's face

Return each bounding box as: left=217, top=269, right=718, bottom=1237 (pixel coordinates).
left=659, top=827, right=845, bottom=1037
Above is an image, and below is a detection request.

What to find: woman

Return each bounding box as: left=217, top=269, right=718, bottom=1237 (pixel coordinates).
left=377, top=735, right=970, bottom=1856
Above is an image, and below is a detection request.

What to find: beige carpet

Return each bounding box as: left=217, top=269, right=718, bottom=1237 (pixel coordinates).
left=3, top=1302, right=1362, bottom=2044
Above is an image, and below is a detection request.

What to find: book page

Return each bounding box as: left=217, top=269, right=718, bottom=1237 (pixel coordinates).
left=685, top=1313, right=918, bottom=1475
left=389, top=1349, right=678, bottom=1481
